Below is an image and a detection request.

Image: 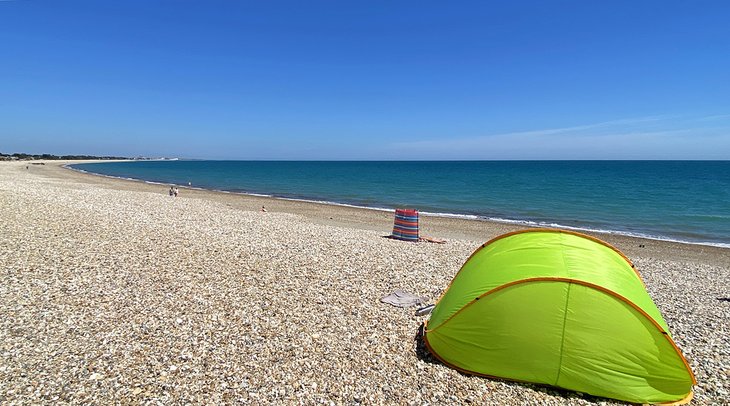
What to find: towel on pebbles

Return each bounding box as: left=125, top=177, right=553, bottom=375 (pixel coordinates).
left=380, top=290, right=427, bottom=308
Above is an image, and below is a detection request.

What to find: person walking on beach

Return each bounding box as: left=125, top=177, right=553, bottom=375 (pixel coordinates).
left=173, top=187, right=179, bottom=197
left=169, top=186, right=174, bottom=197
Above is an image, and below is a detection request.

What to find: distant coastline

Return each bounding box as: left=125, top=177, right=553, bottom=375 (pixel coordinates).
left=0, top=152, right=177, bottom=161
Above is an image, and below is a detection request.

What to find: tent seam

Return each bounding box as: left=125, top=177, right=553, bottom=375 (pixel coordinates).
left=555, top=281, right=572, bottom=386
left=554, top=232, right=572, bottom=386
left=427, top=228, right=643, bottom=330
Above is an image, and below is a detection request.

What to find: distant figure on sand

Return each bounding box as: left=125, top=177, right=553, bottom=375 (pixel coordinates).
left=260, top=206, right=267, bottom=212
left=169, top=187, right=174, bottom=197
left=174, top=187, right=179, bottom=197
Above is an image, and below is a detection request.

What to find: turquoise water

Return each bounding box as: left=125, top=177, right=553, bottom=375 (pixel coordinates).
left=70, top=161, right=730, bottom=247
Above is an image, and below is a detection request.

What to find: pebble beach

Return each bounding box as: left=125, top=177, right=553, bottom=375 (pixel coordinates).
left=1, top=161, right=728, bottom=405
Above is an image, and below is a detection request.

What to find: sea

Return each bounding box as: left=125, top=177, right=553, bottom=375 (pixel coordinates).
left=69, top=160, right=730, bottom=248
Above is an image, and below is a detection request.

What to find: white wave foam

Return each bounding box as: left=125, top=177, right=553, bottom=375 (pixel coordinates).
left=483, top=217, right=730, bottom=248
left=278, top=197, right=393, bottom=212
left=419, top=211, right=481, bottom=220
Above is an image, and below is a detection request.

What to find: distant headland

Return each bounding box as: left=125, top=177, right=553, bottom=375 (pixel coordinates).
left=0, top=152, right=176, bottom=161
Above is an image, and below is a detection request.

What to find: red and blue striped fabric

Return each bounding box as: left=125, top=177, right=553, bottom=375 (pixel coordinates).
left=392, top=208, right=419, bottom=241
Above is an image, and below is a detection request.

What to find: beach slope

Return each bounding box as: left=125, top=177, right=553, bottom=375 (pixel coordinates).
left=1, top=161, right=727, bottom=404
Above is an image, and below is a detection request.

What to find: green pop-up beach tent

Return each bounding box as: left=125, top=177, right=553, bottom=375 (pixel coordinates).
left=423, top=229, right=695, bottom=404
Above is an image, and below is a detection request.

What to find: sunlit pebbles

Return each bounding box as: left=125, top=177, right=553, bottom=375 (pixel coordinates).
left=0, top=162, right=727, bottom=404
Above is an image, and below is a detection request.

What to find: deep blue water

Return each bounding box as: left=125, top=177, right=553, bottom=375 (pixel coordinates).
left=70, top=161, right=730, bottom=247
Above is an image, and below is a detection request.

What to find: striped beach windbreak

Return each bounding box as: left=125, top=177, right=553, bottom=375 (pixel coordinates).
left=392, top=209, right=419, bottom=241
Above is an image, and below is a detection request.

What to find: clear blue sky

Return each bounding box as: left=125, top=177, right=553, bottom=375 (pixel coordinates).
left=1, top=1, right=729, bottom=159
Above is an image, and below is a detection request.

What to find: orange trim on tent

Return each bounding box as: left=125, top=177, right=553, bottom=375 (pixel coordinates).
left=430, top=228, right=646, bottom=309
left=470, top=229, right=643, bottom=283
left=424, top=277, right=696, bottom=385
left=657, top=391, right=693, bottom=405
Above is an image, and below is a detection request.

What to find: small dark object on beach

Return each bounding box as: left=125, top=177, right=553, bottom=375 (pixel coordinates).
left=717, top=298, right=730, bottom=302
left=639, top=244, right=645, bottom=248
left=415, top=304, right=435, bottom=316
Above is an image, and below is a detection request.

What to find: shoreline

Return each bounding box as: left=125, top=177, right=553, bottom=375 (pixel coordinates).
left=65, top=160, right=730, bottom=251
left=57, top=160, right=728, bottom=267
left=2, top=159, right=728, bottom=403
